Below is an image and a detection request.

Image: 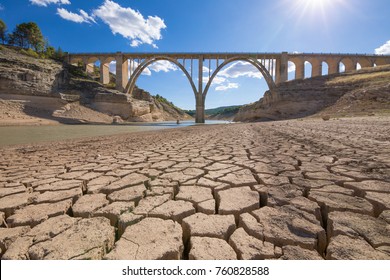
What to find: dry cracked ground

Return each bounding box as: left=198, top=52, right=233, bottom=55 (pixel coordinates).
left=1, top=117, right=390, bottom=260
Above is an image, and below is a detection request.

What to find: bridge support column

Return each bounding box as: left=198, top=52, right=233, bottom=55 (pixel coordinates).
left=344, top=60, right=357, bottom=72
left=115, top=52, right=128, bottom=92
left=195, top=56, right=205, bottom=123
left=311, top=59, right=322, bottom=77
left=195, top=95, right=205, bottom=124
left=276, top=52, right=288, bottom=84
left=327, top=59, right=340, bottom=75
left=295, top=59, right=305, bottom=80
left=100, top=63, right=110, bottom=85
left=85, top=63, right=94, bottom=74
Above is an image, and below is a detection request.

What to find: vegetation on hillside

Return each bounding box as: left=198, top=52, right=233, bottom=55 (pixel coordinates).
left=0, top=18, right=64, bottom=60
left=185, top=105, right=242, bottom=117
left=0, top=19, right=6, bottom=44
left=154, top=94, right=183, bottom=112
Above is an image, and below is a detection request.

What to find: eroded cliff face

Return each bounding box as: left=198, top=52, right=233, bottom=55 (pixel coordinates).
left=0, top=47, right=66, bottom=97
left=234, top=65, right=390, bottom=122
left=0, top=46, right=191, bottom=123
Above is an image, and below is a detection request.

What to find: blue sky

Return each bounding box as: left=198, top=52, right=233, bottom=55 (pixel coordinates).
left=1, top=0, right=390, bottom=109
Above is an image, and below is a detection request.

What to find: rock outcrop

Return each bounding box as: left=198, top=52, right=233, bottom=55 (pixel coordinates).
left=0, top=46, right=191, bottom=123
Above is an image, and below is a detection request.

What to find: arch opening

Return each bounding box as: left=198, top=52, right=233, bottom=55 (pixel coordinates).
left=203, top=57, right=275, bottom=99
left=125, top=57, right=198, bottom=111
left=125, top=57, right=198, bottom=100
left=202, top=59, right=271, bottom=109
left=339, top=62, right=346, bottom=73
left=322, top=61, right=329, bottom=76
left=304, top=61, right=312, bottom=78
left=288, top=61, right=296, bottom=81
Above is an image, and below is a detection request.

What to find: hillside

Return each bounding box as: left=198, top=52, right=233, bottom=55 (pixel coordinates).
left=185, top=105, right=242, bottom=121
left=0, top=45, right=191, bottom=125
left=234, top=65, right=390, bottom=122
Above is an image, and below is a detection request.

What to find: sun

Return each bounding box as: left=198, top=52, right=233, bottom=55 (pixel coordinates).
left=301, top=0, right=332, bottom=8
left=293, top=0, right=337, bottom=16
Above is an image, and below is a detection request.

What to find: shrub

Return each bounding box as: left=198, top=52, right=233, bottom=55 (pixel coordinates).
left=20, top=48, right=39, bottom=58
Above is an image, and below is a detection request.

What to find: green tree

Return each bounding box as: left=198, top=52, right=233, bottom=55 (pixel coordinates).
left=26, top=22, right=44, bottom=52
left=45, top=46, right=55, bottom=58
left=0, top=19, right=6, bottom=44
left=55, top=46, right=64, bottom=59
left=10, top=22, right=44, bottom=51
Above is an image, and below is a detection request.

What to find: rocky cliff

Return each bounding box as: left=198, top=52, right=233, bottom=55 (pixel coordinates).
left=234, top=65, right=390, bottom=122
left=0, top=45, right=191, bottom=124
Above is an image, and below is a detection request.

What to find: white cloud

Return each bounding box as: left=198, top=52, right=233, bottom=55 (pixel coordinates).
left=219, top=61, right=263, bottom=79
left=79, top=9, right=96, bottom=23
left=375, top=40, right=390, bottom=55
left=288, top=61, right=296, bottom=72
left=30, top=0, right=70, bottom=7
left=215, top=83, right=239, bottom=91
left=93, top=0, right=166, bottom=48
left=213, top=76, right=226, bottom=85
left=203, top=66, right=212, bottom=73
left=110, top=61, right=152, bottom=77
left=203, top=75, right=226, bottom=85
left=110, top=60, right=179, bottom=78
left=57, top=8, right=95, bottom=24
left=149, top=61, right=177, bottom=73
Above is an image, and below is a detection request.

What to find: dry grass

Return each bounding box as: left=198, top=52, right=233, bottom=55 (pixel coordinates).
left=327, top=71, right=390, bottom=85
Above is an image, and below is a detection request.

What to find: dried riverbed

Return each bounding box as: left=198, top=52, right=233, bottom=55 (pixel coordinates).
left=0, top=117, right=389, bottom=260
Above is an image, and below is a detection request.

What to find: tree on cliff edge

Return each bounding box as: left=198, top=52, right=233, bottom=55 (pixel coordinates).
left=0, top=19, right=6, bottom=44
left=9, top=22, right=44, bottom=52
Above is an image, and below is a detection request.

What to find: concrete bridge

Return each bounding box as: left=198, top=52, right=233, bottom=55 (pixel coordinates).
left=67, top=52, right=390, bottom=123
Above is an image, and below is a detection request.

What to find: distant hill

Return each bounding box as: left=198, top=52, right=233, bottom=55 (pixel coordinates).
left=234, top=65, right=390, bottom=122
left=184, top=105, right=242, bottom=120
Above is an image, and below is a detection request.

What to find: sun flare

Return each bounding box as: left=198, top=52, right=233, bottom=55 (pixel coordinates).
left=300, top=0, right=333, bottom=9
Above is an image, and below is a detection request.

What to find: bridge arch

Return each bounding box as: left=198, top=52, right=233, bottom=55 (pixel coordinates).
left=304, top=61, right=312, bottom=78
left=340, top=57, right=356, bottom=72
left=322, top=61, right=329, bottom=76
left=202, top=57, right=276, bottom=98
left=125, top=57, right=198, bottom=98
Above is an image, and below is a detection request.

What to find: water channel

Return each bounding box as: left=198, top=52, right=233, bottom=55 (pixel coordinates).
left=0, top=120, right=230, bottom=147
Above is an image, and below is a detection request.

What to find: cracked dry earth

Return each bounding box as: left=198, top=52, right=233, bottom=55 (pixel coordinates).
left=1, top=117, right=390, bottom=260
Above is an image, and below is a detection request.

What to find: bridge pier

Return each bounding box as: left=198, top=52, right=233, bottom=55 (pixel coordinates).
left=195, top=98, right=205, bottom=124
left=327, top=58, right=340, bottom=75
left=85, top=63, right=94, bottom=74
left=311, top=59, right=322, bottom=77
left=275, top=52, right=288, bottom=84
left=100, top=62, right=110, bottom=85
left=115, top=53, right=128, bottom=92
left=196, top=56, right=205, bottom=123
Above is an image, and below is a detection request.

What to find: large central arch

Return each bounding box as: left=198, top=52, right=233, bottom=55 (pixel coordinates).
left=124, top=55, right=277, bottom=123
left=202, top=56, right=276, bottom=99
left=125, top=57, right=198, bottom=98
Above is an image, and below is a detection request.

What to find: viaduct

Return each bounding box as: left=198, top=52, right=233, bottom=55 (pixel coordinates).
left=67, top=52, right=390, bottom=123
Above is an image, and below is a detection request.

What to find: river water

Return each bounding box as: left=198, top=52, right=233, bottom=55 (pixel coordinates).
left=0, top=120, right=230, bottom=147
